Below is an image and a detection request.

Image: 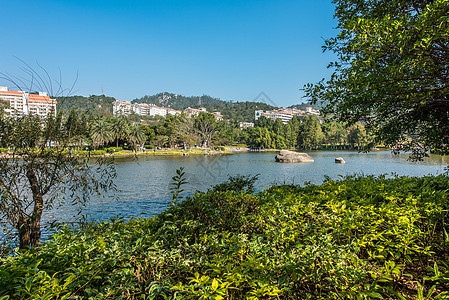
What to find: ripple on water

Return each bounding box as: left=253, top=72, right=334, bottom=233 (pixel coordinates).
left=34, top=151, right=447, bottom=240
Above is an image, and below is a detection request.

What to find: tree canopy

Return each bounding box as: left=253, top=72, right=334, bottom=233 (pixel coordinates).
left=305, top=0, right=449, bottom=156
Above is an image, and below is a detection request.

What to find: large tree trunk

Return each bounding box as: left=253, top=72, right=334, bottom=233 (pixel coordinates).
left=30, top=197, right=43, bottom=248
left=18, top=216, right=31, bottom=249
left=24, top=169, right=44, bottom=249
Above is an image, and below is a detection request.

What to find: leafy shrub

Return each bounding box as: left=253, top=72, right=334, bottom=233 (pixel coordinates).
left=1, top=175, right=449, bottom=299
left=76, top=150, right=106, bottom=156
left=210, top=174, right=259, bottom=194
left=0, top=148, right=7, bottom=153
left=214, top=146, right=227, bottom=151
left=105, top=147, right=122, bottom=153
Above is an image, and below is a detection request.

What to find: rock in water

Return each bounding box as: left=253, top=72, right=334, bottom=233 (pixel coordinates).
left=275, top=150, right=314, bottom=163
left=335, top=157, right=345, bottom=164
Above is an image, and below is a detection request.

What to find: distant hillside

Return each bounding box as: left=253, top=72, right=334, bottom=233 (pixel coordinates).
left=133, top=93, right=222, bottom=110
left=288, top=101, right=322, bottom=111
left=133, top=92, right=277, bottom=122
left=56, top=95, right=116, bottom=116
left=56, top=92, right=278, bottom=122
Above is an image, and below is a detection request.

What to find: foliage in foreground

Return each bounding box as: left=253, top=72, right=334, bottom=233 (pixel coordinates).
left=1, top=175, right=449, bottom=299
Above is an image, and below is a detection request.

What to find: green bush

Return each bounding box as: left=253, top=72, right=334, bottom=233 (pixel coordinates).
left=209, top=174, right=259, bottom=194
left=105, top=147, right=123, bottom=153
left=1, top=175, right=449, bottom=299
left=76, top=150, right=106, bottom=156
left=0, top=148, right=7, bottom=153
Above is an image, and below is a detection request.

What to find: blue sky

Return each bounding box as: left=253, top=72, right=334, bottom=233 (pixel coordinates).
left=0, top=0, right=338, bottom=107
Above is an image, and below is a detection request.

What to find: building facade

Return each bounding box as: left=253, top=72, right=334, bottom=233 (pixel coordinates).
left=112, top=101, right=181, bottom=117
left=255, top=107, right=319, bottom=124
left=0, top=86, right=56, bottom=118
left=184, top=107, right=223, bottom=120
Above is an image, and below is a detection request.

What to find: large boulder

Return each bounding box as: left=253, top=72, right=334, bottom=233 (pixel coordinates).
left=335, top=157, right=345, bottom=164
left=275, top=150, right=314, bottom=163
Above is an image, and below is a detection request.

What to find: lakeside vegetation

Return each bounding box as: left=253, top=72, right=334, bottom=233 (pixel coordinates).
left=38, top=107, right=374, bottom=153
left=1, top=0, right=448, bottom=299
left=1, top=174, right=448, bottom=299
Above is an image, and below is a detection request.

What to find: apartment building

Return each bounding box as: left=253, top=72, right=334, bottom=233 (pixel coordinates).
left=0, top=86, right=56, bottom=118
left=112, top=100, right=133, bottom=116
left=255, top=107, right=319, bottom=124
left=184, top=107, right=223, bottom=120
left=112, top=101, right=181, bottom=117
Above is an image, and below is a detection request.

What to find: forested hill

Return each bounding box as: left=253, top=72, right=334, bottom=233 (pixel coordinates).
left=133, top=92, right=277, bottom=122
left=56, top=95, right=116, bottom=116
left=132, top=93, right=223, bottom=110
left=288, top=101, right=323, bottom=111
left=56, top=92, right=278, bottom=122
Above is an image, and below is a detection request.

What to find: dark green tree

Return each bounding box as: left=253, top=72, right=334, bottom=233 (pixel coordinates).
left=89, top=117, right=113, bottom=149
left=297, top=116, right=324, bottom=150
left=128, top=124, right=147, bottom=151
left=305, top=0, right=449, bottom=156
left=193, top=113, right=222, bottom=147
left=273, top=119, right=284, bottom=136
left=254, top=116, right=274, bottom=130
left=110, top=117, right=130, bottom=147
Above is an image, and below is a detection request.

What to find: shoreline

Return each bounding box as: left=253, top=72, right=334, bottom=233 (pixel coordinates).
left=0, top=147, right=393, bottom=159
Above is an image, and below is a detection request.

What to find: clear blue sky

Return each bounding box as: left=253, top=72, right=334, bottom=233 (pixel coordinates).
left=0, top=0, right=338, bottom=107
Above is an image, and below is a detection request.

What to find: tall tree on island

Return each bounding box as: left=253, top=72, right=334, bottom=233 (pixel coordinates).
left=304, top=0, right=449, bottom=157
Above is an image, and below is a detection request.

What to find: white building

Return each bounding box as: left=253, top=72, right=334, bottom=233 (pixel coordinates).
left=112, top=101, right=181, bottom=117
left=239, top=122, right=254, bottom=129
left=255, top=107, right=318, bottom=124
left=0, top=86, right=56, bottom=118
left=184, top=107, right=223, bottom=120
left=112, top=100, right=133, bottom=116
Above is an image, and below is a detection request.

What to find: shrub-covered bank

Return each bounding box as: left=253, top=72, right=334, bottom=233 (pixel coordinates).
left=1, top=175, right=448, bottom=299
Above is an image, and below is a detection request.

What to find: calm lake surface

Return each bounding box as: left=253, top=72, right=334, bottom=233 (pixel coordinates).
left=42, top=151, right=448, bottom=236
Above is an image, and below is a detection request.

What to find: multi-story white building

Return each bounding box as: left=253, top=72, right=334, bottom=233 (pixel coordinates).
left=112, top=101, right=181, bottom=118
left=166, top=107, right=181, bottom=116
left=255, top=107, right=318, bottom=124
left=239, top=122, right=254, bottom=129
left=0, top=86, right=56, bottom=118
left=112, top=100, right=133, bottom=116
left=184, top=107, right=223, bottom=120
left=184, top=107, right=207, bottom=117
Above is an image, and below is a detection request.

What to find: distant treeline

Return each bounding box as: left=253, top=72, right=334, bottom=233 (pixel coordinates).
left=51, top=106, right=373, bottom=151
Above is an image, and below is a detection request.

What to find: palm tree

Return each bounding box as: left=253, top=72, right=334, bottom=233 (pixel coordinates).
left=110, top=117, right=130, bottom=147
left=128, top=125, right=147, bottom=151
left=89, top=117, right=113, bottom=149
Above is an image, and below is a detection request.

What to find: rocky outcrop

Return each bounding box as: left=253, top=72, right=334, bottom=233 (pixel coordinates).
left=275, top=150, right=314, bottom=163
left=335, top=157, right=345, bottom=164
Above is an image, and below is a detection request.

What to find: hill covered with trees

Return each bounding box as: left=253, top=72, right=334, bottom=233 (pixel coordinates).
left=56, top=95, right=116, bottom=116
left=133, top=92, right=277, bottom=122
left=57, top=92, right=277, bottom=122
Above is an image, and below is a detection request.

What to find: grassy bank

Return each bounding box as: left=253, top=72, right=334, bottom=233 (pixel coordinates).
left=1, top=175, right=448, bottom=299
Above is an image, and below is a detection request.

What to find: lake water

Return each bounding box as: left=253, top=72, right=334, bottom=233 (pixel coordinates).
left=41, top=151, right=448, bottom=237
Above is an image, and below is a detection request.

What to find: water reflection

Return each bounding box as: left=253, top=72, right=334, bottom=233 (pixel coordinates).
left=40, top=151, right=447, bottom=239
